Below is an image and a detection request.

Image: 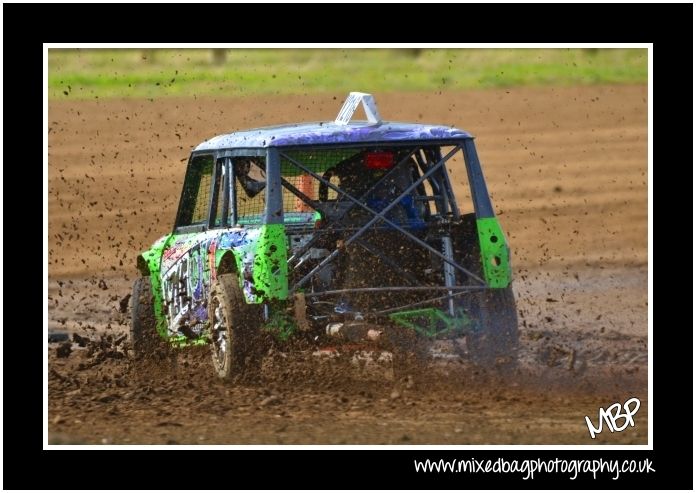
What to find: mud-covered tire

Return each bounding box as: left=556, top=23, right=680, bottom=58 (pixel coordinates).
left=208, top=273, right=263, bottom=381
left=130, top=277, right=164, bottom=359
left=467, top=285, right=519, bottom=369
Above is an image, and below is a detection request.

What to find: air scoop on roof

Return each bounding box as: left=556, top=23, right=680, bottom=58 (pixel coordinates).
left=334, top=92, right=382, bottom=125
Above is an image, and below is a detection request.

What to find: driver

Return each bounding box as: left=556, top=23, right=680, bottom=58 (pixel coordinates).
left=235, top=158, right=266, bottom=198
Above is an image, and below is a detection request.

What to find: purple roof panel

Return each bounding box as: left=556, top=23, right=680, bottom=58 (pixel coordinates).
left=194, top=121, right=472, bottom=151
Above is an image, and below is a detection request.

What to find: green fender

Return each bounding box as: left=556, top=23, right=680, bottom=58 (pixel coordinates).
left=476, top=217, right=512, bottom=288
left=252, top=224, right=289, bottom=301
left=213, top=224, right=289, bottom=303
left=136, top=233, right=174, bottom=338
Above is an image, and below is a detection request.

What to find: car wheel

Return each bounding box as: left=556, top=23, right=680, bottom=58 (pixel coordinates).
left=130, top=277, right=164, bottom=359
left=466, top=285, right=519, bottom=370
left=208, top=273, right=263, bottom=380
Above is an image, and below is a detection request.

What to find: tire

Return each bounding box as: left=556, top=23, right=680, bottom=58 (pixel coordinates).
left=466, top=285, right=519, bottom=369
left=130, top=277, right=163, bottom=359
left=208, top=273, right=263, bottom=380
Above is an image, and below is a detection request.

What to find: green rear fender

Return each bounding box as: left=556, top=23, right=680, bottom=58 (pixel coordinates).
left=252, top=224, right=289, bottom=301
left=213, top=224, right=289, bottom=303
left=476, top=217, right=512, bottom=288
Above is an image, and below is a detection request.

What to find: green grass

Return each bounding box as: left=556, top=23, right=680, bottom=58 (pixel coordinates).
left=48, top=48, right=647, bottom=100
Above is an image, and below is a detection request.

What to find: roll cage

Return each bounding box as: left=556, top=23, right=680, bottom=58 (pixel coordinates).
left=178, top=136, right=503, bottom=321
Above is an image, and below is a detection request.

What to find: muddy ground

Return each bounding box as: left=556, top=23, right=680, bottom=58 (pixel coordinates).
left=48, top=86, right=648, bottom=444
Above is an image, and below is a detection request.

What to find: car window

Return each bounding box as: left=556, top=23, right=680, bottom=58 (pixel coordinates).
left=278, top=146, right=464, bottom=228
left=210, top=158, right=226, bottom=228
left=176, top=154, right=215, bottom=227
left=279, top=149, right=360, bottom=225
left=233, top=157, right=266, bottom=225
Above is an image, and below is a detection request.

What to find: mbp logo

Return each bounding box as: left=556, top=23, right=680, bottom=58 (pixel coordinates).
left=584, top=397, right=641, bottom=439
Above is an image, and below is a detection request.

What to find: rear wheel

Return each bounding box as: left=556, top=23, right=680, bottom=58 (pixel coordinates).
left=466, top=285, right=519, bottom=369
left=208, top=273, right=264, bottom=380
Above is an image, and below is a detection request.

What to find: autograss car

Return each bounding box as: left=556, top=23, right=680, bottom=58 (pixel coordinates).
left=131, top=92, right=518, bottom=379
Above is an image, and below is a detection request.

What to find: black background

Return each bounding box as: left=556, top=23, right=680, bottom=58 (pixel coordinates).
left=3, top=2, right=691, bottom=490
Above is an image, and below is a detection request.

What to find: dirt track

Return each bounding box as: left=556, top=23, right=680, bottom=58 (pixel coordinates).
left=48, top=86, right=648, bottom=444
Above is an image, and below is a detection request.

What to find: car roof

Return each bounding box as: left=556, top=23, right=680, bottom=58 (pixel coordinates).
left=193, top=121, right=473, bottom=151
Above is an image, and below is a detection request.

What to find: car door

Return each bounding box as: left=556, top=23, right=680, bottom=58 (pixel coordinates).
left=160, top=153, right=223, bottom=336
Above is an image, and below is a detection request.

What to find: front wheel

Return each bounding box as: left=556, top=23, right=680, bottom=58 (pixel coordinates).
left=208, top=274, right=263, bottom=380
left=130, top=277, right=160, bottom=358
left=466, top=285, right=519, bottom=369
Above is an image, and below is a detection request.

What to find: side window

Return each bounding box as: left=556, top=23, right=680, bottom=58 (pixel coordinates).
left=210, top=158, right=226, bottom=228
left=233, top=157, right=266, bottom=225
left=279, top=149, right=361, bottom=225
left=176, top=154, right=215, bottom=227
